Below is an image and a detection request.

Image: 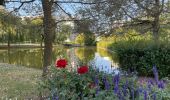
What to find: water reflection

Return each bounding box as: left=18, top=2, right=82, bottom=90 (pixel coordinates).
left=0, top=48, right=43, bottom=69
left=0, top=46, right=119, bottom=73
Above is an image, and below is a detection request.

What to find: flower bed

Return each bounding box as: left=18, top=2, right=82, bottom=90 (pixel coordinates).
left=40, top=59, right=170, bottom=100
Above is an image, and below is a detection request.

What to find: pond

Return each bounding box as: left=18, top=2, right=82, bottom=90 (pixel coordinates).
left=0, top=46, right=120, bottom=74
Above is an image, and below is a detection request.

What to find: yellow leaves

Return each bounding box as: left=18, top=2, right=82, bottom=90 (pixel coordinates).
left=31, top=18, right=43, bottom=26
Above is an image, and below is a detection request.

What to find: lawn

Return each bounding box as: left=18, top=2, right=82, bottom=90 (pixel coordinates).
left=0, top=63, right=41, bottom=99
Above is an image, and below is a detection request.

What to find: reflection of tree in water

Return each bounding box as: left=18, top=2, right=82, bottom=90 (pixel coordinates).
left=97, top=47, right=119, bottom=63
left=52, top=47, right=67, bottom=60
left=0, top=49, right=43, bottom=69
left=75, top=47, right=96, bottom=64
left=97, top=48, right=112, bottom=60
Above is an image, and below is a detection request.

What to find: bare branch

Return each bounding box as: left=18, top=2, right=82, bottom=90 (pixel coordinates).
left=5, top=0, right=35, bottom=3
left=54, top=2, right=73, bottom=19
left=55, top=0, right=107, bottom=5
left=160, top=0, right=165, bottom=13
left=55, top=19, right=84, bottom=24
left=4, top=2, right=24, bottom=17
left=134, top=0, right=152, bottom=14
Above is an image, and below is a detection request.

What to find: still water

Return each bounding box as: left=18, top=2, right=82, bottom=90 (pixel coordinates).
left=0, top=46, right=119, bottom=74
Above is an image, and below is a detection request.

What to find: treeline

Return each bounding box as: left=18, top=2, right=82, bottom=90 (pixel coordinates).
left=0, top=10, right=43, bottom=44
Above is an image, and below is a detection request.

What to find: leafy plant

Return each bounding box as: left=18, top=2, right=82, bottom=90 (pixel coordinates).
left=40, top=59, right=170, bottom=100
left=109, top=39, right=170, bottom=78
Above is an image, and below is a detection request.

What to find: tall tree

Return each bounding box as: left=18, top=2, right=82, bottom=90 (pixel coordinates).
left=132, top=0, right=165, bottom=41
left=41, top=0, right=53, bottom=77
left=2, top=0, right=96, bottom=77
left=77, top=0, right=166, bottom=41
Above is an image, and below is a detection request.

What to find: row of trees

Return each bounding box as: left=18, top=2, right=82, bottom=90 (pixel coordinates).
left=0, top=10, right=43, bottom=45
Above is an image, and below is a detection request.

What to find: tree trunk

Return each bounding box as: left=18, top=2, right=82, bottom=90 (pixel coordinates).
left=152, top=15, right=160, bottom=41
left=42, top=0, right=53, bottom=77
left=152, top=0, right=160, bottom=42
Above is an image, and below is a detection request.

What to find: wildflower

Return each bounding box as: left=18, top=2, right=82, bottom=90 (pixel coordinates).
left=77, top=66, right=88, bottom=74
left=122, top=84, right=127, bottom=96
left=147, top=80, right=152, bottom=91
left=158, top=80, right=165, bottom=89
left=55, top=59, right=67, bottom=68
left=52, top=94, right=59, bottom=100
left=96, top=87, right=100, bottom=95
left=137, top=85, right=143, bottom=95
left=113, top=74, right=120, bottom=94
left=152, top=66, right=159, bottom=84
left=117, top=90, right=123, bottom=100
left=122, top=80, right=128, bottom=96
left=94, top=76, right=100, bottom=95
left=143, top=90, right=147, bottom=100
left=114, top=84, right=119, bottom=94
left=113, top=74, right=120, bottom=84
left=94, top=76, right=99, bottom=86
left=103, top=76, right=110, bottom=91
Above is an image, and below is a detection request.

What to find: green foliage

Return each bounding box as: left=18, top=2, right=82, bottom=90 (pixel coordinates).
left=0, top=10, right=43, bottom=43
left=55, top=24, right=73, bottom=44
left=109, top=40, right=170, bottom=78
left=75, top=47, right=96, bottom=64
left=40, top=65, right=170, bottom=99
left=75, top=33, right=85, bottom=45
left=75, top=32, right=96, bottom=46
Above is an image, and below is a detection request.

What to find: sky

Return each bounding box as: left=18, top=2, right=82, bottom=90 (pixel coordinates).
left=5, top=0, right=81, bottom=17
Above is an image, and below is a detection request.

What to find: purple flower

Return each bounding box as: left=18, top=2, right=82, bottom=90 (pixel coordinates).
left=122, top=84, right=127, bottom=96
left=52, top=95, right=59, bottom=100
left=122, top=80, right=128, bottom=96
left=153, top=66, right=159, bottom=84
left=113, top=74, right=120, bottom=94
left=117, top=90, right=123, bottom=100
left=103, top=76, right=110, bottom=91
left=143, top=90, right=147, bottom=100
left=158, top=80, right=165, bottom=89
left=94, top=76, right=99, bottom=85
left=96, top=87, right=100, bottom=95
left=147, top=80, right=152, bottom=91
left=94, top=76, right=100, bottom=95
left=113, top=74, right=120, bottom=84
left=114, top=83, right=119, bottom=94
left=137, top=85, right=143, bottom=95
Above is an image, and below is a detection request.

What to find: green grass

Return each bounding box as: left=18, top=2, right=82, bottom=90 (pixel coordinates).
left=0, top=63, right=41, bottom=99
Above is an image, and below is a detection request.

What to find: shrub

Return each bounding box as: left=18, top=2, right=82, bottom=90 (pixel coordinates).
left=109, top=40, right=170, bottom=78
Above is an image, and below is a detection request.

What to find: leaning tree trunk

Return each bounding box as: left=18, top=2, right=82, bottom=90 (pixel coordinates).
left=42, top=0, right=53, bottom=77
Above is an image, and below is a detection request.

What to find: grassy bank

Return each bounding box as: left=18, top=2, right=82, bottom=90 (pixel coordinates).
left=0, top=63, right=41, bottom=99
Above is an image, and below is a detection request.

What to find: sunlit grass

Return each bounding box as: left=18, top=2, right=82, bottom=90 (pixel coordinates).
left=0, top=63, right=41, bottom=99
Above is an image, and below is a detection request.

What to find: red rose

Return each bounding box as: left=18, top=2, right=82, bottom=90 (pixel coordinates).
left=77, top=66, right=89, bottom=74
left=55, top=59, right=67, bottom=68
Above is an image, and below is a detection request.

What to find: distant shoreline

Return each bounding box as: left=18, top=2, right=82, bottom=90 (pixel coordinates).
left=0, top=43, right=43, bottom=49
